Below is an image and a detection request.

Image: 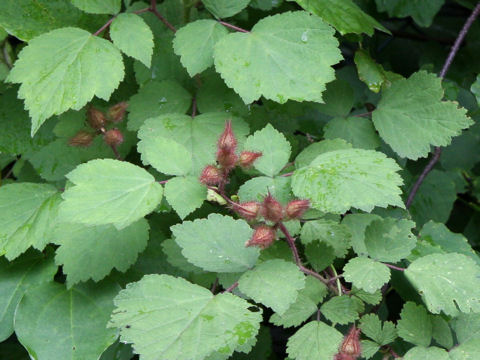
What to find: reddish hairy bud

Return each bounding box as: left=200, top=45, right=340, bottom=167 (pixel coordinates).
left=238, top=151, right=262, bottom=168
left=69, top=130, right=94, bottom=147
left=108, top=101, right=128, bottom=123
left=217, top=120, right=237, bottom=152
left=336, top=325, right=361, bottom=359
left=200, top=165, right=223, bottom=186
left=216, top=148, right=238, bottom=170
left=260, top=194, right=284, bottom=223
left=232, top=201, right=261, bottom=221
left=87, top=107, right=107, bottom=130
left=245, top=225, right=276, bottom=249
left=285, top=199, right=310, bottom=219
left=103, top=128, right=124, bottom=147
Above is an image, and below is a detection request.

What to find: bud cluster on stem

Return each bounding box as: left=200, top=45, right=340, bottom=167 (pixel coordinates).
left=335, top=325, right=362, bottom=360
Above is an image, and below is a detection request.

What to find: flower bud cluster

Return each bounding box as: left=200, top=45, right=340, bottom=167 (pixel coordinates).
left=335, top=325, right=362, bottom=360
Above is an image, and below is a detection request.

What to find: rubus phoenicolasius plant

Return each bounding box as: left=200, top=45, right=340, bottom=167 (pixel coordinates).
left=0, top=0, right=480, bottom=359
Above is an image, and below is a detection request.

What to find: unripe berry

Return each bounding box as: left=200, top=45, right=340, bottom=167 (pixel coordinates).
left=238, top=151, right=262, bottom=168
left=69, top=130, right=94, bottom=147
left=200, top=165, right=223, bottom=186
left=336, top=325, right=361, bottom=359
left=260, top=194, right=284, bottom=223
left=87, top=107, right=107, bottom=130
left=216, top=147, right=238, bottom=170
left=217, top=120, right=237, bottom=152
left=103, top=128, right=124, bottom=147
left=108, top=101, right=128, bottom=123
left=245, top=225, right=276, bottom=249
left=285, top=199, right=310, bottom=219
left=232, top=201, right=260, bottom=221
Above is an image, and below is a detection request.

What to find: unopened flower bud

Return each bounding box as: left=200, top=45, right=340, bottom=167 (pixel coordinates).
left=200, top=165, right=223, bottom=186
left=216, top=148, right=238, bottom=170
left=337, top=325, right=361, bottom=359
left=103, top=128, right=124, bottom=147
left=260, top=194, right=284, bottom=223
left=245, top=225, right=276, bottom=249
left=217, top=120, right=237, bottom=152
left=108, top=101, right=128, bottom=123
left=69, top=130, right=95, bottom=147
left=285, top=199, right=310, bottom=219
left=232, top=201, right=260, bottom=221
left=87, top=107, right=107, bottom=130
left=238, top=151, right=262, bottom=168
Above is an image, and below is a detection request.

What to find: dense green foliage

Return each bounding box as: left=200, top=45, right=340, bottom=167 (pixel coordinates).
left=0, top=0, right=480, bottom=359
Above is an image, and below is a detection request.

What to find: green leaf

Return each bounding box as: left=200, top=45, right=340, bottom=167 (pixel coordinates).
left=375, top=0, right=445, bottom=27
left=397, top=302, right=432, bottom=346
left=304, top=242, right=336, bottom=272
left=342, top=213, right=382, bottom=256
left=405, top=253, right=480, bottom=316
left=320, top=296, right=362, bottom=324
left=110, top=13, right=154, bottom=67
left=171, top=214, right=259, bottom=272
left=137, top=113, right=249, bottom=175
left=324, top=116, right=381, bottom=150
left=359, top=314, right=397, bottom=345
left=238, top=259, right=305, bottom=314
left=214, top=11, right=342, bottom=104
left=15, top=281, right=119, bottom=360
left=449, top=336, right=480, bottom=360
left=173, top=20, right=229, bottom=76
left=127, top=80, right=192, bottom=131
left=109, top=274, right=262, bottom=360
left=300, top=219, right=351, bottom=257
left=59, top=159, right=163, bottom=230
left=364, top=218, right=416, bottom=263
left=161, top=238, right=204, bottom=273
left=286, top=321, right=343, bottom=360
left=315, top=79, right=354, bottom=117
left=243, top=124, right=291, bottom=177
left=343, top=257, right=391, bottom=293
left=7, top=27, right=124, bottom=135
left=0, top=183, right=61, bottom=260
left=292, top=149, right=404, bottom=213
left=351, top=288, right=382, bottom=305
left=203, top=0, right=251, bottom=18
left=71, top=0, right=121, bottom=14
left=290, top=0, right=389, bottom=35
left=403, top=346, right=449, bottom=360
left=354, top=49, right=389, bottom=93
left=164, top=176, right=206, bottom=219
left=372, top=71, right=472, bottom=160
left=294, top=139, right=352, bottom=169
left=53, top=219, right=149, bottom=286
left=0, top=251, right=56, bottom=342
left=451, top=313, right=480, bottom=343
left=361, top=340, right=380, bottom=359
left=430, top=315, right=453, bottom=348
left=471, top=74, right=480, bottom=103
left=238, top=176, right=292, bottom=204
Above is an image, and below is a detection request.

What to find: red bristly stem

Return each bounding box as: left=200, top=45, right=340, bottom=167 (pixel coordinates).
left=406, top=2, right=480, bottom=208
left=384, top=263, right=405, bottom=272
left=218, top=20, right=249, bottom=33
left=223, top=282, right=239, bottom=293
left=110, top=145, right=122, bottom=160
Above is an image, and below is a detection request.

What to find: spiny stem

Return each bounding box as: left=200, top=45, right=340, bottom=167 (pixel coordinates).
left=110, top=145, right=122, bottom=160
left=406, top=2, right=480, bottom=208
left=218, top=20, right=249, bottom=33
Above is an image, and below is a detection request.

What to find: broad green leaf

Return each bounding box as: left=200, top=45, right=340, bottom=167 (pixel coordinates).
left=127, top=80, right=192, bottom=131
left=290, top=0, right=389, bottom=35
left=324, top=116, right=381, bottom=150
left=320, top=296, right=362, bottom=324
left=71, top=0, right=121, bottom=14
left=0, top=0, right=104, bottom=41
left=171, top=214, right=259, bottom=272
left=304, top=242, right=336, bottom=271
left=375, top=0, right=445, bottom=27
left=342, top=213, right=382, bottom=256
left=250, top=0, right=284, bottom=10
left=397, top=302, right=432, bottom=347
left=214, top=11, right=342, bottom=104
left=136, top=113, right=249, bottom=175
left=238, top=259, right=305, bottom=314
left=343, top=257, right=391, bottom=293
left=164, top=176, right=206, bottom=219
left=203, top=0, right=251, bottom=18
left=161, top=238, right=204, bottom=274
left=243, top=124, right=291, bottom=177
left=364, top=218, right=416, bottom=263
left=0, top=183, right=61, bottom=260
left=451, top=313, right=480, bottom=343
left=110, top=13, right=154, bottom=67
left=405, top=253, right=480, bottom=316
left=292, top=149, right=404, bottom=213
left=0, top=251, right=56, bottom=342
left=173, top=20, right=229, bottom=76
left=403, top=346, right=449, bottom=360
left=472, top=74, right=480, bottom=103
left=286, top=321, right=343, bottom=360
left=450, top=336, right=480, bottom=360
left=359, top=314, right=397, bottom=345
left=238, top=176, right=292, bottom=204
left=431, top=315, right=453, bottom=348
left=300, top=219, right=351, bottom=257
left=354, top=49, right=390, bottom=93
left=361, top=340, right=380, bottom=359
left=294, top=139, right=352, bottom=169
left=351, top=288, right=382, bottom=305
left=59, top=159, right=163, bottom=229
left=53, top=219, right=149, bottom=286
left=109, top=274, right=262, bottom=360
left=8, top=27, right=124, bottom=135
left=315, top=79, right=354, bottom=117
left=15, top=281, right=119, bottom=360
left=372, top=71, right=472, bottom=160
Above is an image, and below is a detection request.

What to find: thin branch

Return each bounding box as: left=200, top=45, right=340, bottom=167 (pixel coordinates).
left=280, top=172, right=293, bottom=177
left=158, top=180, right=169, bottom=185
left=406, top=2, right=480, bottom=208
left=218, top=20, right=249, bottom=33
left=110, top=145, right=122, bottom=160
left=2, top=43, right=12, bottom=69
left=150, top=7, right=177, bottom=32
left=210, top=278, right=219, bottom=294
left=223, top=282, right=239, bottom=293
left=150, top=0, right=157, bottom=12
left=352, top=111, right=372, bottom=118
left=93, top=17, right=116, bottom=36
left=384, top=263, right=405, bottom=272
left=330, top=265, right=342, bottom=296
